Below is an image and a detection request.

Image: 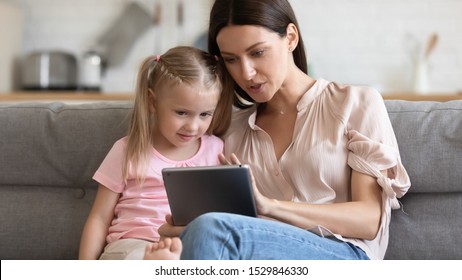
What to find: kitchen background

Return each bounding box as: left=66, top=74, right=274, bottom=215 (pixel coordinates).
left=1, top=0, right=461, bottom=95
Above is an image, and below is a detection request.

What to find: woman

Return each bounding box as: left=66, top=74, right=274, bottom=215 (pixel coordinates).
left=150, top=0, right=411, bottom=260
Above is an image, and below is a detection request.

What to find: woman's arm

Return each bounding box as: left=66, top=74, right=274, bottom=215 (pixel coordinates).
left=222, top=153, right=383, bottom=241
left=79, top=185, right=119, bottom=259
left=262, top=170, right=382, bottom=240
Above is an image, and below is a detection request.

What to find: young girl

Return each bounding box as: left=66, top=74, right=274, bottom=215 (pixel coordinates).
left=78, top=46, right=232, bottom=260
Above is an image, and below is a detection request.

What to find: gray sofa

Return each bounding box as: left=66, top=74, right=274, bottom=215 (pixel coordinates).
left=0, top=100, right=461, bottom=260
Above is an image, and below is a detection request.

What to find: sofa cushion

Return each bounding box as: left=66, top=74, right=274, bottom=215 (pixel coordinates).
left=386, top=192, right=462, bottom=259
left=385, top=100, right=462, bottom=194
left=0, top=101, right=132, bottom=189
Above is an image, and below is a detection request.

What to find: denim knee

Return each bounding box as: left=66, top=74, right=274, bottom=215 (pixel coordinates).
left=182, top=212, right=231, bottom=238
left=180, top=212, right=237, bottom=259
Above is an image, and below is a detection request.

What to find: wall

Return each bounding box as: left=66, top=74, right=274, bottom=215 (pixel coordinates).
left=4, top=0, right=462, bottom=94
left=0, top=1, right=23, bottom=92
left=292, top=0, right=462, bottom=93
left=7, top=0, right=211, bottom=93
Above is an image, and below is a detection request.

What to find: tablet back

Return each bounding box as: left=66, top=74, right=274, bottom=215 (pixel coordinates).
left=162, top=165, right=257, bottom=226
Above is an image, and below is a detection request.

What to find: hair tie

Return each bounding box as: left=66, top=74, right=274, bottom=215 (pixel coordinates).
left=155, top=55, right=161, bottom=62
left=214, top=55, right=219, bottom=61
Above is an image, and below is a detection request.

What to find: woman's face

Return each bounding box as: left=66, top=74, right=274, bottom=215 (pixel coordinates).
left=216, top=24, right=294, bottom=103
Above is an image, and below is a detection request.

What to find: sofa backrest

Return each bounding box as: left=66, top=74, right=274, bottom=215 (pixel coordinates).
left=0, top=101, right=133, bottom=259
left=384, top=100, right=462, bottom=259
left=385, top=100, right=462, bottom=194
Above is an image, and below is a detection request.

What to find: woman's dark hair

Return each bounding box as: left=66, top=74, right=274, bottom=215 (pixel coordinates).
left=208, top=0, right=308, bottom=108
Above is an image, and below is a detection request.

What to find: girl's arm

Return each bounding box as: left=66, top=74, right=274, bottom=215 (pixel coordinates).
left=158, top=214, right=186, bottom=239
left=79, top=185, right=120, bottom=259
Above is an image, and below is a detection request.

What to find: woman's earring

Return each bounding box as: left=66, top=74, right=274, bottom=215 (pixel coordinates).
left=289, top=47, right=293, bottom=52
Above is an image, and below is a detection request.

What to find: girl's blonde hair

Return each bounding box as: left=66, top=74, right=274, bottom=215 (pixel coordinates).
left=122, top=46, right=233, bottom=184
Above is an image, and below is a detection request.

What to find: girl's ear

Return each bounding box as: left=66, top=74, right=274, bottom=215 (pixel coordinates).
left=286, top=23, right=299, bottom=52
left=148, top=88, right=157, bottom=114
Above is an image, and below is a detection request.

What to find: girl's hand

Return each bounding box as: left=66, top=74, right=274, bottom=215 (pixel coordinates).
left=218, top=153, right=273, bottom=217
left=158, top=214, right=185, bottom=239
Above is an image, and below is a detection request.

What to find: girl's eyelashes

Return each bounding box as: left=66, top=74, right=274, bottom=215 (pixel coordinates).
left=200, top=112, right=214, bottom=117
left=175, top=111, right=214, bottom=117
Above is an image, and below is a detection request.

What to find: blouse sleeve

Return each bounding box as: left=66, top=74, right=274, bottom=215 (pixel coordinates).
left=342, top=87, right=411, bottom=209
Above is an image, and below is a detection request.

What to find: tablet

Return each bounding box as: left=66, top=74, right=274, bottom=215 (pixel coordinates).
left=162, top=164, right=257, bottom=226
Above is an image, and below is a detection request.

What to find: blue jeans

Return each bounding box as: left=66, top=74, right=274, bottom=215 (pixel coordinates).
left=180, top=213, right=369, bottom=260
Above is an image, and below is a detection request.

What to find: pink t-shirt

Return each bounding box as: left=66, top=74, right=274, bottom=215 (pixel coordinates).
left=223, top=79, right=411, bottom=260
left=93, top=134, right=223, bottom=244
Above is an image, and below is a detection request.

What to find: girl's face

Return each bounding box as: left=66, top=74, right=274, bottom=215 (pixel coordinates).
left=151, top=82, right=220, bottom=154
left=216, top=24, right=296, bottom=103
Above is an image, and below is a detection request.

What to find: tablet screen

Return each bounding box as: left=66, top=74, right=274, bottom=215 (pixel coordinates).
left=162, top=165, right=257, bottom=226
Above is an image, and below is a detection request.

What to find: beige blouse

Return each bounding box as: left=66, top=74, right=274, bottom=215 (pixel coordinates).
left=223, top=78, right=411, bottom=260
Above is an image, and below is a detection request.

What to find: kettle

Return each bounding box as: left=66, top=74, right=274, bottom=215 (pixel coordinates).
left=79, top=50, right=104, bottom=91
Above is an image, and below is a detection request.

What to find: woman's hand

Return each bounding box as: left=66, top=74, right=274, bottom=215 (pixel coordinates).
left=218, top=153, right=273, bottom=217
left=158, top=214, right=185, bottom=239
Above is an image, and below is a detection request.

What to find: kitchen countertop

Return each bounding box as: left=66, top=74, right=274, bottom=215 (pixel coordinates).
left=380, top=92, right=462, bottom=102
left=1, top=91, right=462, bottom=102
left=0, top=91, right=134, bottom=102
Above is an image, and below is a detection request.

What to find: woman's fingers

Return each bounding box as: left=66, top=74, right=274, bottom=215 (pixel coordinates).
left=230, top=153, right=241, bottom=165
left=219, top=153, right=242, bottom=165
left=218, top=153, right=231, bottom=165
